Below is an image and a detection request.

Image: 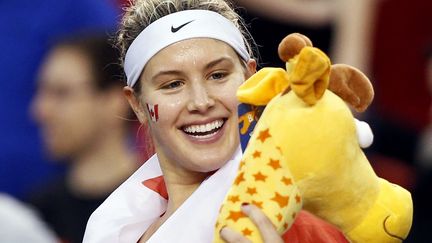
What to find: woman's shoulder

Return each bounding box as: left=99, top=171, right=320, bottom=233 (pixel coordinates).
left=282, top=210, right=349, bottom=243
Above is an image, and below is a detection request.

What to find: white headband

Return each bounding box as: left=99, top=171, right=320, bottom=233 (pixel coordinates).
left=124, top=9, right=250, bottom=87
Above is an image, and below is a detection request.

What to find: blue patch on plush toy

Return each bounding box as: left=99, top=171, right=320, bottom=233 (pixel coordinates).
left=238, top=103, right=265, bottom=151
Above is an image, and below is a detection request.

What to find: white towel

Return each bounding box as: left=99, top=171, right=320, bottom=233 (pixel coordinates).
left=83, top=146, right=242, bottom=243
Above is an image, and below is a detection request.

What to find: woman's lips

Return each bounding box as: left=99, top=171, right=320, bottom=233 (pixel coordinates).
left=181, top=118, right=227, bottom=143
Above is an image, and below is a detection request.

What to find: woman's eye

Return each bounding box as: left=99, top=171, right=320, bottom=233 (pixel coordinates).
left=210, top=72, right=226, bottom=80
left=161, top=80, right=183, bottom=89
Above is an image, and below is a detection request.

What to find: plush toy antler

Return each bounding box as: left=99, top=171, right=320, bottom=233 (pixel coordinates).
left=278, top=33, right=374, bottom=113
left=214, top=33, right=413, bottom=243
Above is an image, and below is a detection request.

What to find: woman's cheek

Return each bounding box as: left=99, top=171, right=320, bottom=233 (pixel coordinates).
left=223, top=82, right=243, bottom=108
left=151, top=98, right=184, bottom=124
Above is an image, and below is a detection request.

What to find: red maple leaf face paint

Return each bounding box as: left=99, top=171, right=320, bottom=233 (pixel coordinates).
left=146, top=103, right=159, bottom=122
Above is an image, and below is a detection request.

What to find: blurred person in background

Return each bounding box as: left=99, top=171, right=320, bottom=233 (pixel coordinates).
left=0, top=0, right=119, bottom=199
left=26, top=33, right=139, bottom=243
left=0, top=193, right=58, bottom=243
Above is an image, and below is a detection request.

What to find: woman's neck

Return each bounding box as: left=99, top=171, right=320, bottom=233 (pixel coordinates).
left=163, top=166, right=211, bottom=215
left=139, top=153, right=213, bottom=242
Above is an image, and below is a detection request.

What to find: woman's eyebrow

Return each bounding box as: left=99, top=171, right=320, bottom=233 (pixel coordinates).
left=205, top=57, right=233, bottom=70
left=150, top=57, right=233, bottom=81
left=151, top=70, right=183, bottom=81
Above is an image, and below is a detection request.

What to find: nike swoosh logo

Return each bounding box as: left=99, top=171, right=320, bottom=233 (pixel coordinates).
left=171, top=20, right=194, bottom=33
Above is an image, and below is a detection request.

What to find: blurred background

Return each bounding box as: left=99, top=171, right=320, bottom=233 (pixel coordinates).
left=0, top=0, right=430, bottom=242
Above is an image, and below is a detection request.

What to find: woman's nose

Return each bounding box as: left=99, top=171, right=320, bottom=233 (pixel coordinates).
left=187, top=84, right=215, bottom=113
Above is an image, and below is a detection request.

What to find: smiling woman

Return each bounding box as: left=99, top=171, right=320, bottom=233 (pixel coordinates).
left=130, top=38, right=254, bottom=175
left=83, top=1, right=349, bottom=242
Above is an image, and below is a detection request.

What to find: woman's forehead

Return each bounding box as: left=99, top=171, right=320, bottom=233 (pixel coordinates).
left=148, top=38, right=239, bottom=66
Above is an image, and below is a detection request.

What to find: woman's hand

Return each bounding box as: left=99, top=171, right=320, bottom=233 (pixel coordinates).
left=220, top=204, right=284, bottom=243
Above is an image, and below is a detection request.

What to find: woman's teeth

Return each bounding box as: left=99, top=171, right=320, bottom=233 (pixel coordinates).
left=183, top=119, right=224, bottom=136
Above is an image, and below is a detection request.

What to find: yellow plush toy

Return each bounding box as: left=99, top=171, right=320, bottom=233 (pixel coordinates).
left=213, top=33, right=413, bottom=243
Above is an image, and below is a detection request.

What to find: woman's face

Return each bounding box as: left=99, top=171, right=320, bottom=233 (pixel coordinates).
left=126, top=38, right=255, bottom=175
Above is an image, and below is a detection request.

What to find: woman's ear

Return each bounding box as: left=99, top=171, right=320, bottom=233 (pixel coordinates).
left=245, top=59, right=257, bottom=78
left=123, top=86, right=147, bottom=124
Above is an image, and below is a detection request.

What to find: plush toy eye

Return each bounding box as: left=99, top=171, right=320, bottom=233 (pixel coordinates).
left=354, top=118, right=374, bottom=148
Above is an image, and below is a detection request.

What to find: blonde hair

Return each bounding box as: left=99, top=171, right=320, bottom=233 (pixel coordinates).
left=116, top=0, right=256, bottom=71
